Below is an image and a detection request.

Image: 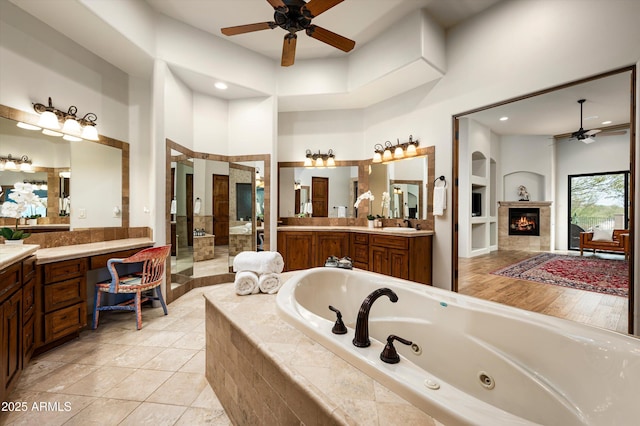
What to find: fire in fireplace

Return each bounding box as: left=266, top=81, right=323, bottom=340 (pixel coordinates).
left=509, top=208, right=540, bottom=236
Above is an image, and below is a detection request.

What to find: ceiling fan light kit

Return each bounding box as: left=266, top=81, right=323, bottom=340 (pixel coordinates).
left=221, top=0, right=355, bottom=67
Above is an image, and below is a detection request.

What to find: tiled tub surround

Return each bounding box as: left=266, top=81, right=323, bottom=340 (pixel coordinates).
left=204, top=277, right=439, bottom=426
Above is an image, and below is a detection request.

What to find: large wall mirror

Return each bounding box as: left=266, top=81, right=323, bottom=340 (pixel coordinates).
left=278, top=146, right=435, bottom=223
left=453, top=66, right=635, bottom=334
left=166, top=139, right=270, bottom=302
left=0, top=104, right=128, bottom=228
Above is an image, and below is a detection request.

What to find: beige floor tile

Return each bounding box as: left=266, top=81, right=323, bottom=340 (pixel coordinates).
left=69, top=343, right=131, bottom=366
left=191, top=384, right=225, bottom=410
left=162, top=317, right=204, bottom=333
left=63, top=397, right=140, bottom=425
left=146, top=371, right=208, bottom=406
left=102, top=368, right=173, bottom=401
left=118, top=402, right=187, bottom=426
left=138, top=330, right=187, bottom=347
left=34, top=339, right=99, bottom=364
left=172, top=331, right=206, bottom=350
left=60, top=366, right=136, bottom=397
left=141, top=347, right=198, bottom=371
left=28, top=363, right=101, bottom=393
left=102, top=344, right=166, bottom=368
left=175, top=407, right=231, bottom=425
left=178, top=349, right=205, bottom=373
left=16, top=359, right=66, bottom=390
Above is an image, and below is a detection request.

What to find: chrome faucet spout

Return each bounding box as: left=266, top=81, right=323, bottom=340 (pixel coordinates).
left=352, top=288, right=398, bottom=347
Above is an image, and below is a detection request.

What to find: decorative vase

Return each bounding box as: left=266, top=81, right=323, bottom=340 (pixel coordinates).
left=4, top=239, right=24, bottom=245
left=27, top=218, right=38, bottom=226
left=368, top=220, right=374, bottom=228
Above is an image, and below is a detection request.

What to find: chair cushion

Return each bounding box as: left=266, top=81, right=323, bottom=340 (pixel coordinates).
left=96, top=275, right=143, bottom=293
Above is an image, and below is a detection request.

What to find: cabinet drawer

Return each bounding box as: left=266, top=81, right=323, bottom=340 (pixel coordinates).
left=44, top=258, right=87, bottom=283
left=44, top=277, right=85, bottom=313
left=370, top=235, right=409, bottom=250
left=90, top=248, right=145, bottom=270
left=22, top=278, right=36, bottom=322
left=44, top=303, right=86, bottom=342
left=352, top=233, right=369, bottom=245
left=0, top=262, right=21, bottom=305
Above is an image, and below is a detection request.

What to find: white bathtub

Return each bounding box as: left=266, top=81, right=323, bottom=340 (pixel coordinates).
left=276, top=267, right=640, bottom=426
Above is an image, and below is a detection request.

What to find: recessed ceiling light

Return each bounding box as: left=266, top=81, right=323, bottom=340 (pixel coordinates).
left=214, top=82, right=228, bottom=90
left=499, top=116, right=509, bottom=121
left=601, top=120, right=612, bottom=125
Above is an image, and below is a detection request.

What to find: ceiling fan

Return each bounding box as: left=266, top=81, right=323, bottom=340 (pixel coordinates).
left=220, top=0, right=356, bottom=67
left=571, top=99, right=601, bottom=143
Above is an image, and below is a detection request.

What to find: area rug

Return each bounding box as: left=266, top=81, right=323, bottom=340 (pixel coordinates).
left=491, top=253, right=628, bottom=297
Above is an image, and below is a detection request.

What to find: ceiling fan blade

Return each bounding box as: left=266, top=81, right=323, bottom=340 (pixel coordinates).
left=221, top=22, right=276, bottom=36
left=306, top=25, right=355, bottom=52
left=302, top=0, right=344, bottom=18
left=585, top=129, right=601, bottom=136
left=281, top=33, right=297, bottom=67
left=266, top=0, right=288, bottom=12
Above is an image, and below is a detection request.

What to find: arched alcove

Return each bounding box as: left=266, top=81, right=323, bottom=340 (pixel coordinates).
left=503, top=171, right=545, bottom=201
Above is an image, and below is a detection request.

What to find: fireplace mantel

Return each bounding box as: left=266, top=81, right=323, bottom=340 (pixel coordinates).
left=498, top=201, right=552, bottom=208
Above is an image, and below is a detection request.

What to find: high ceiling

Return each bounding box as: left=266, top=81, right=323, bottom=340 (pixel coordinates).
left=145, top=0, right=502, bottom=61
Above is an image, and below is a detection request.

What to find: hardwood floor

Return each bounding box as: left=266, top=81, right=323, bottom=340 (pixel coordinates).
left=458, top=250, right=629, bottom=334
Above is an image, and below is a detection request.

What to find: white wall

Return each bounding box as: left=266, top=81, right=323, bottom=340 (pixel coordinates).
left=500, top=135, right=554, bottom=201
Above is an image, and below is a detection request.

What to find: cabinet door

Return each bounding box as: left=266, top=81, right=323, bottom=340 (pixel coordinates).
left=315, top=232, right=349, bottom=266
left=44, top=303, right=86, bottom=343
left=23, top=314, right=35, bottom=364
left=2, top=289, right=22, bottom=398
left=370, top=246, right=389, bottom=275
left=278, top=232, right=315, bottom=271
left=389, top=249, right=409, bottom=280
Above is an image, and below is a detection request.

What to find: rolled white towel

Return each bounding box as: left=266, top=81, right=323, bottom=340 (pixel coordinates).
left=234, top=271, right=260, bottom=296
left=233, top=251, right=284, bottom=275
left=258, top=273, right=282, bottom=294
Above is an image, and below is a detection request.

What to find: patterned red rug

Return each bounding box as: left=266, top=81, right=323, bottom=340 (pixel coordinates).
left=491, top=253, right=628, bottom=297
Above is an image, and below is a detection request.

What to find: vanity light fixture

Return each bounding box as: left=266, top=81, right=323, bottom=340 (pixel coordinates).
left=27, top=97, right=99, bottom=142
left=23, top=180, right=47, bottom=190
left=304, top=149, right=336, bottom=169
left=0, top=155, right=34, bottom=173
left=372, top=135, right=419, bottom=164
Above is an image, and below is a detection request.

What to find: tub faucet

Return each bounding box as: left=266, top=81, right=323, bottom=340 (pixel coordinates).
left=353, top=288, right=398, bottom=347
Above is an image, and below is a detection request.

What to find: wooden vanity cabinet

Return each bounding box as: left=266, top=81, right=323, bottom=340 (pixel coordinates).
left=37, top=258, right=88, bottom=348
left=278, top=229, right=432, bottom=285
left=0, top=255, right=37, bottom=402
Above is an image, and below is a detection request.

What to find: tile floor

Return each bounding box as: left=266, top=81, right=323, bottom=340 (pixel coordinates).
left=2, top=287, right=230, bottom=426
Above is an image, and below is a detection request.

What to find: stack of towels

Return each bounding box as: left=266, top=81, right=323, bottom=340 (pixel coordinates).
left=233, top=251, right=285, bottom=296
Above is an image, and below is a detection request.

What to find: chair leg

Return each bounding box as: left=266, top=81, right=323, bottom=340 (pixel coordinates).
left=135, top=291, right=142, bottom=330
left=155, top=286, right=168, bottom=315
left=92, top=290, right=101, bottom=330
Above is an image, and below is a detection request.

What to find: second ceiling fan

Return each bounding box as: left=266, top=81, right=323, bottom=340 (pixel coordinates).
left=221, top=0, right=356, bottom=67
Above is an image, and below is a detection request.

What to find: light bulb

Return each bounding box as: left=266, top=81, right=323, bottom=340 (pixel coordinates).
left=327, top=157, right=336, bottom=168
left=62, top=118, right=81, bottom=135
left=304, top=157, right=313, bottom=167
left=372, top=152, right=382, bottom=163
left=406, top=144, right=417, bottom=156
left=382, top=149, right=392, bottom=162
left=315, top=157, right=324, bottom=168
left=81, top=125, right=99, bottom=141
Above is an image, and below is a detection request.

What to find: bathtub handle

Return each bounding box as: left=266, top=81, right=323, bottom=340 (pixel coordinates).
left=328, top=305, right=348, bottom=335
left=380, top=334, right=413, bottom=364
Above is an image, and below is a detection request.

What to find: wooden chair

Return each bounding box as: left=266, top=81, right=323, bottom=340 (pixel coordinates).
left=92, top=245, right=171, bottom=330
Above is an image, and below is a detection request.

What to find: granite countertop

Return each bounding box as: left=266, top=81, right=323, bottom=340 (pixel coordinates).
left=34, top=237, right=155, bottom=264
left=203, top=277, right=439, bottom=425
left=277, top=225, right=434, bottom=237
left=0, top=244, right=40, bottom=270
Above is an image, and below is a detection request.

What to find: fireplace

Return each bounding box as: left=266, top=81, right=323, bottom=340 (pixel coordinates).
left=509, top=208, right=540, bottom=236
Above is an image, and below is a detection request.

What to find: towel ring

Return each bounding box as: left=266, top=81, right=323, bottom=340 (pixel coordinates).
left=434, top=176, right=447, bottom=187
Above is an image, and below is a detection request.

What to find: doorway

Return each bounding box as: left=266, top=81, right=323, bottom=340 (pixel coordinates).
left=453, top=66, right=636, bottom=334
left=213, top=174, right=229, bottom=245
left=311, top=176, right=329, bottom=217
left=569, top=171, right=629, bottom=250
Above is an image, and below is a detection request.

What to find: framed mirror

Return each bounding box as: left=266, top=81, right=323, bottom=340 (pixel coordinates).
left=0, top=104, right=128, bottom=228
left=278, top=146, right=435, bottom=225
left=165, top=139, right=270, bottom=303
left=453, top=66, right=635, bottom=334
